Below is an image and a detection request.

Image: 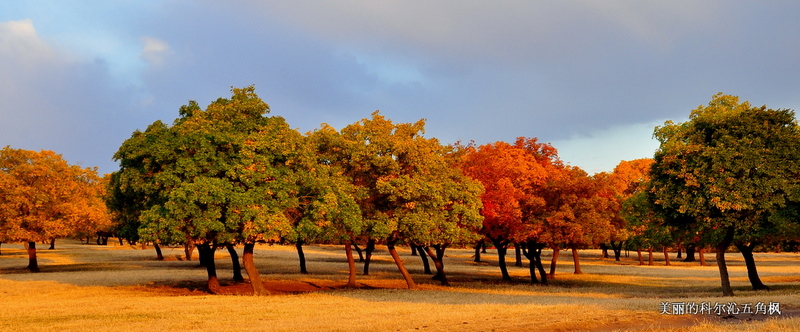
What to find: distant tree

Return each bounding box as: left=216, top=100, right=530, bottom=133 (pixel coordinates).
left=0, top=147, right=110, bottom=272
left=539, top=166, right=614, bottom=277
left=602, top=159, right=654, bottom=261
left=649, top=93, right=800, bottom=296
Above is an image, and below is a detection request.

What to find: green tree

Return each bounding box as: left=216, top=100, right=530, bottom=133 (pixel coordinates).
left=110, top=87, right=308, bottom=294
left=649, top=93, right=800, bottom=296
left=0, top=147, right=110, bottom=272
left=312, top=112, right=483, bottom=288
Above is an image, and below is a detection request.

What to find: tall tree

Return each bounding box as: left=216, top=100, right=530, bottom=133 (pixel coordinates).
left=110, top=87, right=306, bottom=294
left=648, top=93, right=800, bottom=296
left=0, top=147, right=110, bottom=272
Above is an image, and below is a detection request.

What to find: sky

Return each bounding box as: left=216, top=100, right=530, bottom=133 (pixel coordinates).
left=2, top=1, right=799, bottom=175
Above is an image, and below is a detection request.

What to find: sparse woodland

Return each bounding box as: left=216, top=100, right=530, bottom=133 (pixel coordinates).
left=2, top=87, right=799, bottom=301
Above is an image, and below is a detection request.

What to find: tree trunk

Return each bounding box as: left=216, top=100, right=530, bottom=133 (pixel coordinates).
left=492, top=239, right=512, bottom=281
left=199, top=243, right=221, bottom=294
left=387, top=241, right=416, bottom=289
left=637, top=248, right=644, bottom=265
left=242, top=243, right=267, bottom=295
left=683, top=244, right=696, bottom=262
left=424, top=245, right=449, bottom=286
left=699, top=247, right=707, bottom=266
left=676, top=244, right=682, bottom=259
left=184, top=242, right=194, bottom=261
left=600, top=243, right=609, bottom=259
left=154, top=243, right=164, bottom=261
left=48, top=238, right=56, bottom=250
left=523, top=242, right=548, bottom=285
left=344, top=241, right=357, bottom=288
left=296, top=241, right=308, bottom=274
left=226, top=244, right=244, bottom=282
left=735, top=243, right=770, bottom=291
left=648, top=247, right=654, bottom=266
left=353, top=243, right=364, bottom=262
left=198, top=243, right=208, bottom=267
left=416, top=245, right=432, bottom=275
left=514, top=243, right=523, bottom=267
left=26, top=242, right=39, bottom=272
left=473, top=241, right=482, bottom=263
left=410, top=245, right=418, bottom=256
left=716, top=227, right=735, bottom=297
left=548, top=246, right=559, bottom=278
left=611, top=241, right=623, bottom=261
left=363, top=238, right=375, bottom=275
left=662, top=246, right=671, bottom=266
left=571, top=247, right=583, bottom=274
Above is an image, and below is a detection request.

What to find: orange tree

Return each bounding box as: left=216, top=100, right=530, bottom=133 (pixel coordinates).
left=311, top=112, right=483, bottom=288
left=0, top=147, right=110, bottom=272
left=649, top=93, right=800, bottom=296
left=600, top=159, right=655, bottom=261
left=459, top=138, right=556, bottom=282
left=537, top=165, right=615, bottom=277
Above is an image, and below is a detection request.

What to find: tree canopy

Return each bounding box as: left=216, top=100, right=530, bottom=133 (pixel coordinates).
left=648, top=93, right=800, bottom=296
left=0, top=147, right=110, bottom=271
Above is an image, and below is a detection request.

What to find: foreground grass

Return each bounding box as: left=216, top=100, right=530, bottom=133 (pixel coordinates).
left=0, top=241, right=798, bottom=331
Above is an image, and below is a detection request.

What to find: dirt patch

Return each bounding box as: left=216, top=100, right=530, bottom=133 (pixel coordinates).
left=129, top=278, right=419, bottom=296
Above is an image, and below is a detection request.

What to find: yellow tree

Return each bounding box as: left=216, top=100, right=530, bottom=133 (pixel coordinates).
left=0, top=147, right=110, bottom=272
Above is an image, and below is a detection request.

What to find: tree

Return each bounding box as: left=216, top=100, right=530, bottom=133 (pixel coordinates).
left=649, top=93, right=800, bottom=296
left=460, top=138, right=563, bottom=284
left=539, top=166, right=615, bottom=277
left=0, top=147, right=110, bottom=272
left=312, top=112, right=483, bottom=288
left=110, top=87, right=306, bottom=294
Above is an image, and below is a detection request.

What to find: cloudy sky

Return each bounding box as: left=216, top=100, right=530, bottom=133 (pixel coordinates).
left=2, top=1, right=799, bottom=175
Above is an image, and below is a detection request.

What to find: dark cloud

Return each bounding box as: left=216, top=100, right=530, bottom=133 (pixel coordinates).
left=2, top=1, right=800, bottom=173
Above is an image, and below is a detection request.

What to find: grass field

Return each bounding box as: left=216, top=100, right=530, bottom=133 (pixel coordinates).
left=0, top=240, right=798, bottom=331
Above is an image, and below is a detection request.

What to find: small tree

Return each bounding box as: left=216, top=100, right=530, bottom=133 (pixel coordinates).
left=0, top=147, right=110, bottom=272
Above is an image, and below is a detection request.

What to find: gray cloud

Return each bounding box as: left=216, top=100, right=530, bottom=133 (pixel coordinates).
left=2, top=1, right=799, bottom=174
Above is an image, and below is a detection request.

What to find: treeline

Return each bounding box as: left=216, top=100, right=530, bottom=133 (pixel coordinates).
left=2, top=88, right=799, bottom=296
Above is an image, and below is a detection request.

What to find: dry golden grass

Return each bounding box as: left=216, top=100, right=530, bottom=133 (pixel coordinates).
left=0, top=240, right=798, bottom=331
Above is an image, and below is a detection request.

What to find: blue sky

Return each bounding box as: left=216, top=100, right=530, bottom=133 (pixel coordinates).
left=2, top=1, right=799, bottom=175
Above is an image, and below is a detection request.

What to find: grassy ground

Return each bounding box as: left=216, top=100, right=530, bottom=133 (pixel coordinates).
left=0, top=240, right=798, bottom=331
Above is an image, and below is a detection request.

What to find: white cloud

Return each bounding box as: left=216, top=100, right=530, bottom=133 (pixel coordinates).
left=139, top=36, right=170, bottom=67
left=0, top=19, right=60, bottom=70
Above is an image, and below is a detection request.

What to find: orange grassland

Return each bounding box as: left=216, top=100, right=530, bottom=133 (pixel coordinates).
left=0, top=240, right=798, bottom=332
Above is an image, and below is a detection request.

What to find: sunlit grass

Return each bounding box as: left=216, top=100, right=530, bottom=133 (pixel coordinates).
left=0, top=240, right=797, bottom=331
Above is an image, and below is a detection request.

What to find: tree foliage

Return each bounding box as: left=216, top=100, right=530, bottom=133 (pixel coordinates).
left=648, top=93, right=800, bottom=295
left=109, top=86, right=362, bottom=293
left=0, top=147, right=110, bottom=271
left=312, top=112, right=484, bottom=287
